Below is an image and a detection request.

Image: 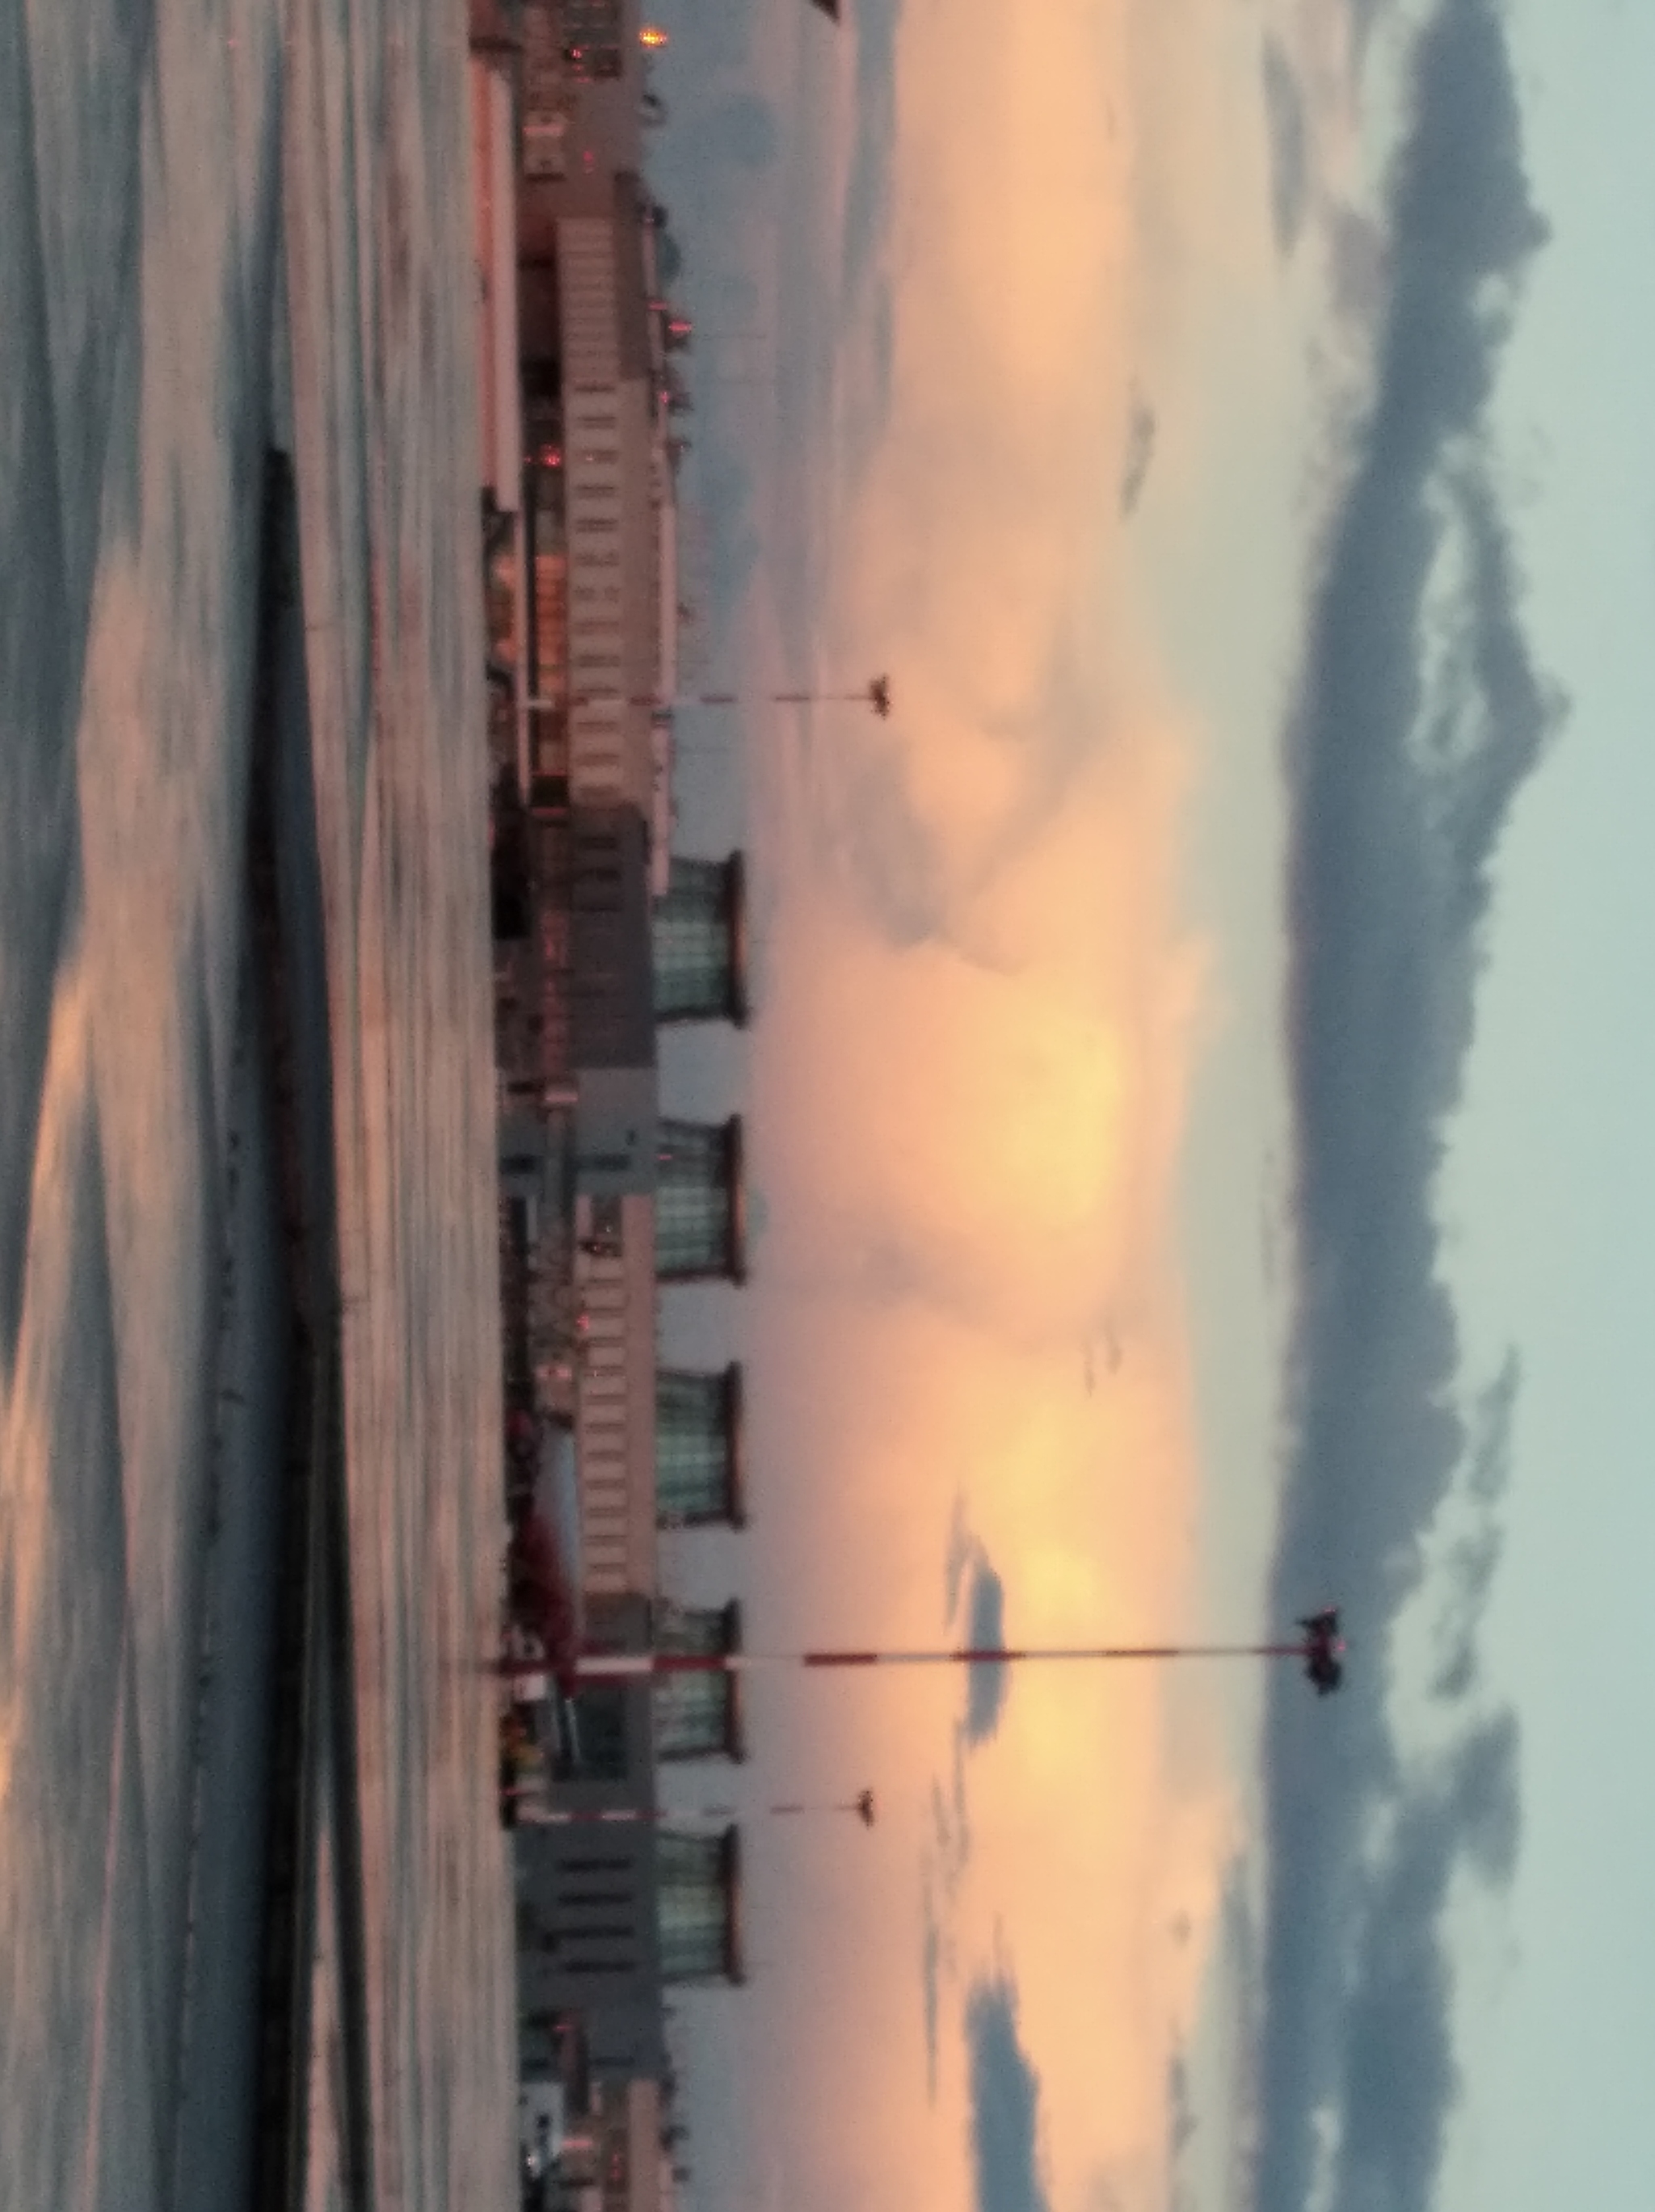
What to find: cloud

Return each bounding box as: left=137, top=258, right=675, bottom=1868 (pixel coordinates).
left=735, top=1, right=1262, bottom=2202
left=966, top=1977, right=1052, bottom=2212
left=711, top=95, right=781, bottom=171
left=749, top=0, right=1212, bottom=1356
left=1167, top=2051, right=1198, bottom=2160
left=1321, top=1714, right=1521, bottom=2210
left=921, top=1894, right=944, bottom=2096
left=944, top=1495, right=977, bottom=1617
left=698, top=445, right=764, bottom=623
left=1118, top=393, right=1156, bottom=519
left=1254, top=2, right=1554, bottom=2208
left=920, top=1753, right=972, bottom=2100
left=943, top=1509, right=1011, bottom=1747
left=921, top=1519, right=1013, bottom=2101
left=655, top=0, right=761, bottom=75
left=1259, top=37, right=1310, bottom=254
left=841, top=0, right=901, bottom=305
left=638, top=21, right=824, bottom=654
left=959, top=1556, right=1010, bottom=1747
left=1426, top=1351, right=1517, bottom=1701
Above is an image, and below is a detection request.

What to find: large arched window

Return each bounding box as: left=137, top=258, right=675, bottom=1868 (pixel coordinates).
left=655, top=1367, right=743, bottom=1526
left=655, top=1120, right=744, bottom=1281
left=652, top=856, right=747, bottom=1025
left=652, top=1603, right=743, bottom=1761
left=656, top=1828, right=741, bottom=1983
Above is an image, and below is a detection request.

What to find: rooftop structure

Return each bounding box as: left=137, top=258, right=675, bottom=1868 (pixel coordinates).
left=516, top=1595, right=663, bottom=2078
left=651, top=855, right=747, bottom=1026
left=651, top=1600, right=744, bottom=1763
left=519, top=175, right=662, bottom=813
left=517, top=0, right=648, bottom=212
left=516, top=1819, right=743, bottom=2080
left=517, top=1818, right=666, bottom=2080
left=655, top=1118, right=744, bottom=1282
left=655, top=1365, right=744, bottom=1528
left=656, top=1827, right=743, bottom=1984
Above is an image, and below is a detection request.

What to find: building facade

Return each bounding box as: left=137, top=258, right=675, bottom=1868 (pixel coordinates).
left=652, top=854, right=748, bottom=1025
left=652, top=1600, right=744, bottom=1763
left=491, top=7, right=761, bottom=2127
left=571, top=1191, right=659, bottom=1599
left=516, top=1818, right=743, bottom=2082
left=655, top=1117, right=746, bottom=1283
left=655, top=1365, right=744, bottom=1529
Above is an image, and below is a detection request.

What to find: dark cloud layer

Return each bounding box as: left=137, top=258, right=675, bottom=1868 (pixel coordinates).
left=1255, top=3, right=1556, bottom=2210
left=961, top=1558, right=1010, bottom=1746
left=923, top=1522, right=1010, bottom=2097
left=944, top=1516, right=1010, bottom=1746
left=840, top=0, right=900, bottom=304
left=710, top=94, right=781, bottom=171
left=966, top=1979, right=1051, bottom=2212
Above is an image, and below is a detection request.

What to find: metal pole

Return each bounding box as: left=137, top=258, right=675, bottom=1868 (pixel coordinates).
left=496, top=1615, right=1345, bottom=1696
left=507, top=1794, right=876, bottom=1826
left=570, top=1642, right=1311, bottom=1679
left=562, top=674, right=890, bottom=717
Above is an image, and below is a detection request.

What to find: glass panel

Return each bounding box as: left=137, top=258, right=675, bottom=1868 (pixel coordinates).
left=551, top=1685, right=630, bottom=1781
left=654, top=1181, right=727, bottom=1277
left=652, top=863, right=733, bottom=1020
left=656, top=1832, right=729, bottom=1981
left=655, top=1373, right=729, bottom=1522
left=655, top=1125, right=735, bottom=1280
left=655, top=1603, right=726, bottom=1655
left=654, top=1672, right=733, bottom=1760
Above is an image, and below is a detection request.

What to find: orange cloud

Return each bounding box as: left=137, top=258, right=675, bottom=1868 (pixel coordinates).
left=731, top=0, right=1301, bottom=2203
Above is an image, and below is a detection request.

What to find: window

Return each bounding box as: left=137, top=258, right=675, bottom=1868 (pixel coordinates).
left=656, top=1831, right=733, bottom=1982
left=653, top=861, right=736, bottom=1020
left=655, top=1373, right=734, bottom=1524
left=552, top=1685, right=630, bottom=1781
left=653, top=1604, right=736, bottom=1756
left=655, top=1176, right=733, bottom=1279
left=585, top=1195, right=624, bottom=1255
left=654, top=1671, right=734, bottom=1760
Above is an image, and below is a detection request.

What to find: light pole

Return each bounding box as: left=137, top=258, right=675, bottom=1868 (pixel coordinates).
left=499, top=1611, right=1348, bottom=1699
left=508, top=1789, right=878, bottom=1828
left=558, top=674, right=892, bottom=720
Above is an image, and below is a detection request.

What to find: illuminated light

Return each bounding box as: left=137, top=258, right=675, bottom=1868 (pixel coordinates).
left=640, top=23, right=669, bottom=45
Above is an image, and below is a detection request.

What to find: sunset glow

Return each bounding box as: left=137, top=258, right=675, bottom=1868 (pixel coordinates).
left=731, top=0, right=1305, bottom=2201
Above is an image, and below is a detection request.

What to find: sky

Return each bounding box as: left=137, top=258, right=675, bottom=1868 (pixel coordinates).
left=640, top=5, right=1655, bottom=2212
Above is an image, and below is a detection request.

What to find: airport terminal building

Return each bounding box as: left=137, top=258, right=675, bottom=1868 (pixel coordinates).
left=470, top=2, right=761, bottom=2176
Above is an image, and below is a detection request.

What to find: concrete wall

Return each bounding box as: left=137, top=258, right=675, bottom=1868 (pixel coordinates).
left=500, top=1112, right=568, bottom=1219
left=516, top=1822, right=667, bottom=2081
left=569, top=806, right=655, bottom=1070
left=572, top=1192, right=657, bottom=1597
left=558, top=189, right=660, bottom=813
left=572, top=1067, right=656, bottom=1194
